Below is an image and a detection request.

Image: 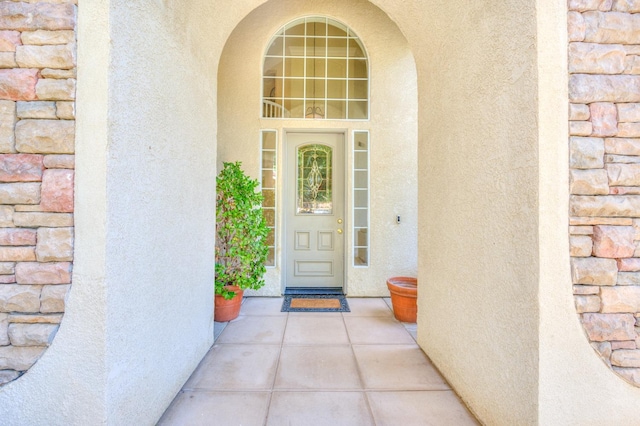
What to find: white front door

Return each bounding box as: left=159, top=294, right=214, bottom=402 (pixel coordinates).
left=285, top=132, right=345, bottom=289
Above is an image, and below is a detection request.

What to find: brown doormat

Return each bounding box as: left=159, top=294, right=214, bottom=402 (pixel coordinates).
left=281, top=294, right=350, bottom=312
left=290, top=298, right=342, bottom=309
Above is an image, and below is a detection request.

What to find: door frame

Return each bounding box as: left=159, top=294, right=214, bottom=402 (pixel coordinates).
left=281, top=129, right=349, bottom=294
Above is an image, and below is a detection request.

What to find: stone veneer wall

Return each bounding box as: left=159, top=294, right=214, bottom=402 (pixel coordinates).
left=0, top=1, right=76, bottom=386
left=569, top=0, right=640, bottom=385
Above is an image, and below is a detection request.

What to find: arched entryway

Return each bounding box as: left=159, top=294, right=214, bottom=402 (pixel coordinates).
left=217, top=0, right=419, bottom=297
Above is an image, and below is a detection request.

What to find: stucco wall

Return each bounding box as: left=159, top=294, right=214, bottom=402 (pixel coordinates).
left=407, top=1, right=540, bottom=424
left=103, top=1, right=218, bottom=422
left=0, top=1, right=107, bottom=423
left=538, top=1, right=640, bottom=424
left=0, top=0, right=220, bottom=424
left=217, top=0, right=418, bottom=297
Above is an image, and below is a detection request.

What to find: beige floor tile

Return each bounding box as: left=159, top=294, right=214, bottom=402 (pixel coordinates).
left=184, top=344, right=280, bottom=390
left=267, top=391, right=375, bottom=426
left=344, top=316, right=415, bottom=344
left=240, top=297, right=287, bottom=316
left=284, top=315, right=349, bottom=345
left=158, top=391, right=270, bottom=426
left=367, top=391, right=479, bottom=426
left=275, top=345, right=362, bottom=390
left=344, top=297, right=393, bottom=316
left=216, top=315, right=286, bottom=344
left=353, top=345, right=450, bottom=390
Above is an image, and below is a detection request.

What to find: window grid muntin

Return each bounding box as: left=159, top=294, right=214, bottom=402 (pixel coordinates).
left=261, top=130, right=277, bottom=267
left=353, top=131, right=369, bottom=267
left=262, top=17, right=369, bottom=120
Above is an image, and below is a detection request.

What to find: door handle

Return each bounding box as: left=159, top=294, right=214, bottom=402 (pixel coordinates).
left=337, top=229, right=343, bottom=234
left=337, top=219, right=343, bottom=224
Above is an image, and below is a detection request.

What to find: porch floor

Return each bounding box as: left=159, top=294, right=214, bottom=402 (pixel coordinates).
left=157, top=297, right=478, bottom=425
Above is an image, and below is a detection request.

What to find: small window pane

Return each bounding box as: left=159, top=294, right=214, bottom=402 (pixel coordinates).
left=327, top=38, right=347, bottom=57
left=327, top=59, right=346, bottom=78
left=354, top=209, right=368, bottom=227
left=354, top=152, right=367, bottom=169
left=306, top=58, right=326, bottom=78
left=348, top=59, right=367, bottom=78
left=263, top=80, right=277, bottom=98
left=327, top=79, right=346, bottom=99
left=262, top=151, right=275, bottom=168
left=287, top=22, right=305, bottom=36
left=266, top=228, right=275, bottom=246
left=348, top=101, right=368, bottom=119
left=285, top=58, right=305, bottom=77
left=349, top=39, right=365, bottom=58
left=306, top=18, right=327, bottom=36
left=355, top=247, right=368, bottom=266
left=305, top=101, right=325, bottom=119
left=284, top=78, right=304, bottom=98
left=306, top=37, right=326, bottom=57
left=263, top=131, right=276, bottom=149
left=263, top=57, right=283, bottom=77
left=348, top=80, right=367, bottom=100
left=328, top=22, right=347, bottom=37
left=354, top=170, right=367, bottom=187
left=285, top=37, right=305, bottom=56
left=306, top=79, right=325, bottom=99
left=267, top=248, right=275, bottom=266
left=354, top=132, right=368, bottom=150
left=326, top=100, right=346, bottom=119
left=284, top=99, right=304, bottom=118
left=262, top=170, right=276, bottom=189
left=264, top=209, right=276, bottom=227
left=267, top=37, right=284, bottom=56
left=354, top=189, right=368, bottom=207
left=263, top=190, right=275, bottom=207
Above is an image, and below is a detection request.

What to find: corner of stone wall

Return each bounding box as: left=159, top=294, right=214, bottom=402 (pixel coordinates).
left=568, top=0, right=640, bottom=386
left=0, top=0, right=77, bottom=387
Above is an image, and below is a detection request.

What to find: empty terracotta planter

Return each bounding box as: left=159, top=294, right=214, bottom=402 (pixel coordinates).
left=387, top=277, right=417, bottom=323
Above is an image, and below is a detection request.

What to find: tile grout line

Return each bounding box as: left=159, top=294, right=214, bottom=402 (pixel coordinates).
left=343, top=304, right=379, bottom=426
left=262, top=308, right=289, bottom=426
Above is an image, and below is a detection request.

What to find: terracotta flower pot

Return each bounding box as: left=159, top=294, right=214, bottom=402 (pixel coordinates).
left=387, top=277, right=417, bottom=323
left=214, top=285, right=244, bottom=322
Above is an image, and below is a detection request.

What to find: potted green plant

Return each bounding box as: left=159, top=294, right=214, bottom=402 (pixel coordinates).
left=215, top=161, right=270, bottom=321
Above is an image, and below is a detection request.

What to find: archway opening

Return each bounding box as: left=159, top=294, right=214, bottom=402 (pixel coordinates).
left=217, top=0, right=419, bottom=298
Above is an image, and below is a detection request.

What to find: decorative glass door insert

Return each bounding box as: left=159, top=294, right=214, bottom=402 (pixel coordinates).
left=297, top=144, right=333, bottom=214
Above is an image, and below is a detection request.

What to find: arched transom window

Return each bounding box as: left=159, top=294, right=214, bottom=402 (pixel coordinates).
left=262, top=17, right=369, bottom=120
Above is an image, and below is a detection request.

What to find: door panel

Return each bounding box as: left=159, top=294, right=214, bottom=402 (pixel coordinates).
left=285, top=133, right=344, bottom=289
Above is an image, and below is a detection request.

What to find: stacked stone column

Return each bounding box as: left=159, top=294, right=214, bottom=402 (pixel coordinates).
left=0, top=1, right=76, bottom=386
left=569, top=0, right=640, bottom=385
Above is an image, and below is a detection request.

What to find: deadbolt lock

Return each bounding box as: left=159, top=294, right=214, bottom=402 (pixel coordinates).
left=337, top=219, right=343, bottom=224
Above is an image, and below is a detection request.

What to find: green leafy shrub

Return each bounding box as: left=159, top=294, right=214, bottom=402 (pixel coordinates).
left=215, top=162, right=270, bottom=299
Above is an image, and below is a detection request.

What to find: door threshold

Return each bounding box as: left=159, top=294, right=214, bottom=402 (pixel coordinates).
left=285, top=287, right=345, bottom=295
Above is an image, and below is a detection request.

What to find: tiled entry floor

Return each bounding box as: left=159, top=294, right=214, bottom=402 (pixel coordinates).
left=158, top=298, right=478, bottom=426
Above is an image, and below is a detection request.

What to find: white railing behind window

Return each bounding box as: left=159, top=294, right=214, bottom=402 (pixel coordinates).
left=263, top=100, right=290, bottom=118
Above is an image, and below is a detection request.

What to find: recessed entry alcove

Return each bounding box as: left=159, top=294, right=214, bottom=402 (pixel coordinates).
left=217, top=1, right=419, bottom=297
